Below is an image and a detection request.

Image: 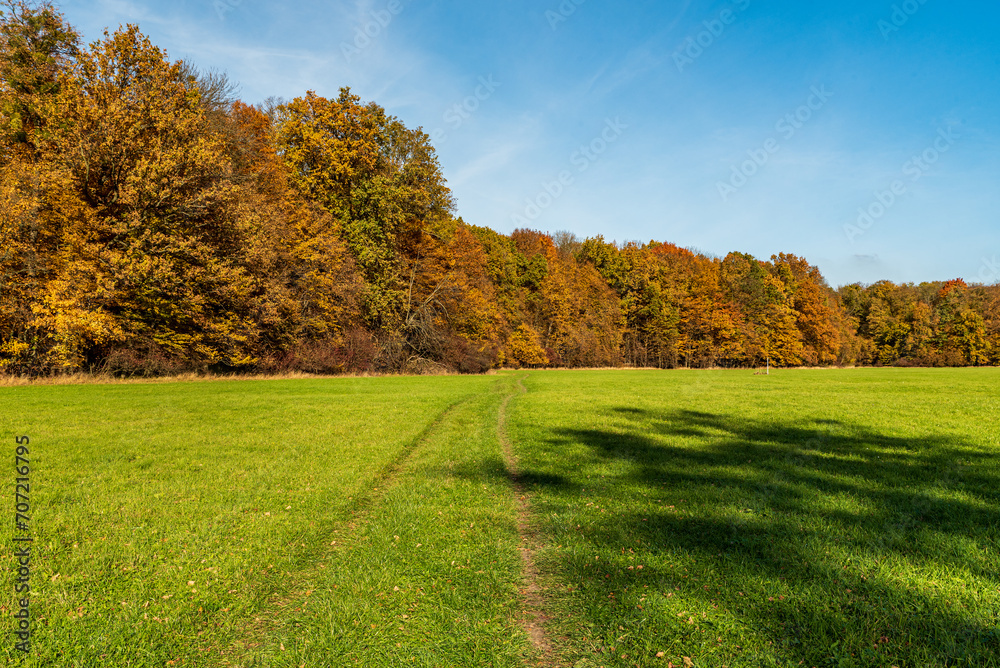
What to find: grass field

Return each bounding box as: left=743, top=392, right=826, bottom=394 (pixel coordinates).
left=2, top=368, right=999, bottom=667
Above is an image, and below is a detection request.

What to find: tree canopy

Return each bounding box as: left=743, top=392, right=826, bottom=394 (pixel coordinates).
left=2, top=3, right=997, bottom=376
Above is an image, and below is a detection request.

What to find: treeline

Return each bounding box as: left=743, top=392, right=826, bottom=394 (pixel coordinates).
left=1, top=3, right=998, bottom=377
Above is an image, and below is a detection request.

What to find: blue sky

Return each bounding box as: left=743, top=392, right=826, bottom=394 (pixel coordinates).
left=59, top=0, right=1000, bottom=287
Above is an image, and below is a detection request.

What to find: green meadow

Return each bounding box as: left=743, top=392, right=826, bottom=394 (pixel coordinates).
left=2, top=368, right=999, bottom=667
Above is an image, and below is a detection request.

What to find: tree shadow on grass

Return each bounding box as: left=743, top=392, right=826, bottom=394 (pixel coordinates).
left=509, top=408, right=1000, bottom=667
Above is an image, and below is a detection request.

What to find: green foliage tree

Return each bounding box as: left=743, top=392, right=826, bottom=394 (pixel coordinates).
left=274, top=89, right=454, bottom=336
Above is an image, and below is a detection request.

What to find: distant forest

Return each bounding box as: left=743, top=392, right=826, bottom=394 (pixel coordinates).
left=2, top=3, right=998, bottom=376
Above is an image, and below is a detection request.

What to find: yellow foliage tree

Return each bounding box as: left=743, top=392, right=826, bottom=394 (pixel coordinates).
left=503, top=323, right=549, bottom=368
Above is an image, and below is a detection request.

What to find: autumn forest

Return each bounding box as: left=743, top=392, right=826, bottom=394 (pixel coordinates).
left=2, top=2, right=998, bottom=377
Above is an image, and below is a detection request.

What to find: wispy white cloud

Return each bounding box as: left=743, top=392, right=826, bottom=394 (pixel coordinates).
left=449, top=142, right=527, bottom=188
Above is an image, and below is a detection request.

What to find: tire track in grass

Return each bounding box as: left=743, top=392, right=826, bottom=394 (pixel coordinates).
left=220, top=393, right=480, bottom=663
left=499, top=373, right=558, bottom=667
left=346, top=392, right=479, bottom=517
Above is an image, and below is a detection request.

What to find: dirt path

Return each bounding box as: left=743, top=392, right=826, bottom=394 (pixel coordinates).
left=498, top=374, right=559, bottom=667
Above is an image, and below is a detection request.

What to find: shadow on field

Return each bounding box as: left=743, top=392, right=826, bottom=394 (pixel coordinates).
left=508, top=408, right=1000, bottom=666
